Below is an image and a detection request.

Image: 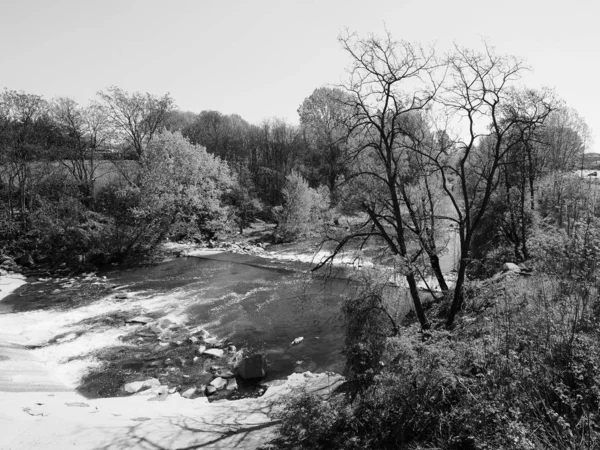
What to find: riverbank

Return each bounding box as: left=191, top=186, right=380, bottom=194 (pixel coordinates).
left=0, top=268, right=343, bottom=449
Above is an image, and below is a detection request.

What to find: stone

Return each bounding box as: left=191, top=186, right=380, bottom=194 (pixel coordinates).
left=142, top=378, right=161, bottom=388
left=226, top=378, right=238, bottom=391
left=126, top=316, right=153, bottom=324
left=291, top=336, right=304, bottom=346
left=124, top=381, right=145, bottom=394
left=136, top=385, right=168, bottom=396
left=114, top=293, right=130, bottom=300
left=197, top=345, right=207, bottom=355
left=205, top=385, right=217, bottom=395
left=181, top=387, right=196, bottom=399
left=189, top=336, right=200, bottom=344
left=503, top=262, right=521, bottom=272
left=237, top=354, right=267, bottom=379
left=16, top=253, right=34, bottom=267
left=215, top=369, right=235, bottom=378
left=203, top=348, right=224, bottom=358
left=22, top=406, right=47, bottom=416
left=209, top=377, right=227, bottom=390
left=203, top=337, right=222, bottom=347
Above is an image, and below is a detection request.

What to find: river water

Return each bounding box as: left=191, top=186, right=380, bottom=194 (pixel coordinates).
left=102, top=225, right=459, bottom=382
left=104, top=252, right=358, bottom=380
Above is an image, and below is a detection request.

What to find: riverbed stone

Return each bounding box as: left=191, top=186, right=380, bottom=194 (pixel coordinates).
left=205, top=385, right=217, bottom=395
left=181, top=387, right=196, bottom=399
left=124, top=381, right=145, bottom=394
left=142, top=378, right=161, bottom=388
left=126, top=316, right=153, bottom=324
left=237, top=354, right=267, bottom=379
left=226, top=378, right=238, bottom=391
left=503, top=262, right=521, bottom=272
left=215, top=368, right=235, bottom=378
left=203, top=348, right=224, bottom=358
left=209, top=377, right=227, bottom=390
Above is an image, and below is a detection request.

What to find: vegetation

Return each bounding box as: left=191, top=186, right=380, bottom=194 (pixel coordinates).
left=2, top=27, right=598, bottom=448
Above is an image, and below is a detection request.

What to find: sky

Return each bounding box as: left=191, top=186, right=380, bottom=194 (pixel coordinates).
left=1, top=0, right=599, bottom=150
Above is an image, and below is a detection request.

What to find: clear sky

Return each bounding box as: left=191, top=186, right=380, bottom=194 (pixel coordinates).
left=1, top=0, right=598, bottom=150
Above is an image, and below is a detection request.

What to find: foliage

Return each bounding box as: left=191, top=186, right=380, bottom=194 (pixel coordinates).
left=276, top=273, right=600, bottom=449
left=273, top=170, right=330, bottom=242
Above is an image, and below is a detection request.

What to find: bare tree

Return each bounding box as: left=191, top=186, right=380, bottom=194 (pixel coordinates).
left=51, top=98, right=108, bottom=201
left=315, top=30, right=444, bottom=330
left=424, top=44, right=553, bottom=327
left=97, top=86, right=174, bottom=158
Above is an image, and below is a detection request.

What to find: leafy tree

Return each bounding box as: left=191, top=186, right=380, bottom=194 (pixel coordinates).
left=298, top=87, right=353, bottom=198
left=136, top=130, right=234, bottom=243
left=274, top=170, right=330, bottom=242
left=0, top=90, right=58, bottom=234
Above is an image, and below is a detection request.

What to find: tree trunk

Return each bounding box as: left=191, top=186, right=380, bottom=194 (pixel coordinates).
left=446, top=247, right=468, bottom=328
left=427, top=252, right=449, bottom=293
left=407, top=272, right=430, bottom=330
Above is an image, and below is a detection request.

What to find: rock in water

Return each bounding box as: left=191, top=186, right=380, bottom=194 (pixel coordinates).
left=124, top=381, right=145, bottom=394
left=142, top=378, right=161, bottom=388
left=291, top=336, right=304, bottom=346
left=126, top=316, right=153, bottom=324
left=205, top=386, right=217, bottom=395
left=226, top=378, right=238, bottom=391
left=209, top=377, right=227, bottom=390
left=181, top=387, right=196, bottom=399
left=203, top=348, right=224, bottom=358
left=237, top=354, right=267, bottom=379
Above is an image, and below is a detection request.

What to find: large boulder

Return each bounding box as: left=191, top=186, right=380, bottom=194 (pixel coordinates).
left=237, top=354, right=267, bottom=380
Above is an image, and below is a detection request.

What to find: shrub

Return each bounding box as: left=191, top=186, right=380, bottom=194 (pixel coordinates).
left=274, top=171, right=330, bottom=242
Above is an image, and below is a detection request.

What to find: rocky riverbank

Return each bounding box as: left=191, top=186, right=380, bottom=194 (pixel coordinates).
left=0, top=262, right=343, bottom=449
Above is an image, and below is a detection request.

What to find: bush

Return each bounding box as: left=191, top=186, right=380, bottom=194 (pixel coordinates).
left=274, top=274, right=600, bottom=449
left=274, top=171, right=330, bottom=242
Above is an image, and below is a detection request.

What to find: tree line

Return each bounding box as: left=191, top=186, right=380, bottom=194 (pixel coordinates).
left=0, top=33, right=592, bottom=329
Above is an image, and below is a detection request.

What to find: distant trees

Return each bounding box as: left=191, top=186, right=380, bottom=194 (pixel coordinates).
left=97, top=86, right=175, bottom=158
left=298, top=87, right=353, bottom=198
left=51, top=98, right=108, bottom=201
left=0, top=90, right=57, bottom=234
